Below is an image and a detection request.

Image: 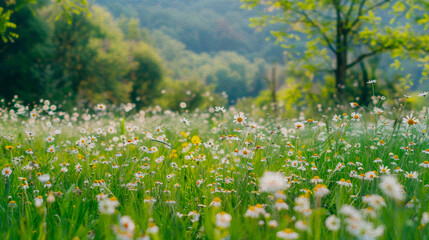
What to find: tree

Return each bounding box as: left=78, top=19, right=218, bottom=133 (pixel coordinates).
left=241, top=0, right=429, bottom=102
left=1, top=0, right=90, bottom=43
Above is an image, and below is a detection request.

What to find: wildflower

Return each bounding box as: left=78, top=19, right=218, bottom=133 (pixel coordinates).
left=8, top=200, right=17, bottom=208
left=47, top=145, right=56, bottom=153
left=98, top=197, right=119, bottom=215
left=188, top=211, right=200, bottom=222
left=367, top=79, right=376, bottom=84
left=379, top=165, right=390, bottom=174
left=362, top=195, right=386, bottom=209
left=180, top=118, right=190, bottom=126
left=274, top=199, right=289, bottom=211
left=351, top=112, right=362, bottom=121
left=374, top=107, right=384, bottom=115
left=295, top=220, right=307, bottom=230
left=379, top=175, right=405, bottom=201
left=405, top=171, right=418, bottom=179
left=418, top=92, right=429, bottom=97
left=96, top=103, right=106, bottom=110
left=337, top=179, right=353, bottom=187
left=350, top=102, right=359, bottom=108
left=276, top=228, right=299, bottom=239
left=402, top=114, right=419, bottom=126
left=310, top=176, right=323, bottom=184
left=209, top=197, right=221, bottom=207
left=215, top=106, right=226, bottom=113
left=294, top=122, right=305, bottom=129
left=233, top=113, right=246, bottom=124
left=325, top=215, right=341, bottom=231
left=259, top=171, right=290, bottom=193
left=364, top=171, right=377, bottom=181
left=419, top=161, right=429, bottom=168
left=37, top=174, right=50, bottom=183
left=147, top=222, right=159, bottom=234
left=332, top=115, right=341, bottom=122
left=244, top=206, right=259, bottom=218
left=313, top=184, right=330, bottom=198
left=293, top=196, right=310, bottom=213
left=2, top=166, right=12, bottom=177
left=34, top=196, right=43, bottom=208
left=215, top=212, right=232, bottom=228
left=268, top=220, right=278, bottom=228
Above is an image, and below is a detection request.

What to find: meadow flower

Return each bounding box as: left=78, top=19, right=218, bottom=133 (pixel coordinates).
left=295, top=220, right=307, bottom=230
left=379, top=175, right=405, bottom=201
left=233, top=113, right=246, bottom=124
left=332, top=115, right=341, bottom=122
left=96, top=104, right=106, bottom=110
left=47, top=145, right=56, bottom=153
left=293, top=196, right=310, bottom=213
left=214, top=106, right=226, bottom=113
left=418, top=92, right=429, bottom=97
left=402, top=114, right=419, bottom=126
left=362, top=195, right=386, bottom=209
left=379, top=165, right=390, bottom=174
left=313, top=184, right=330, bottom=197
left=244, top=206, right=259, bottom=218
left=310, top=176, right=323, bottom=184
left=147, top=222, right=159, bottom=234
left=274, top=199, right=289, bottom=211
left=405, top=171, right=418, bottom=179
left=351, top=112, right=362, bottom=121
left=294, top=122, right=304, bottom=129
left=419, top=161, right=429, bottom=168
left=98, top=198, right=118, bottom=215
left=37, top=174, right=50, bottom=183
left=276, top=228, right=299, bottom=239
left=364, top=171, right=377, bottom=181
left=421, top=212, right=429, bottom=225
left=374, top=107, right=384, bottom=115
left=34, top=196, right=43, bottom=208
left=350, top=102, right=359, bottom=108
left=187, top=211, right=200, bottom=222
left=268, top=220, right=278, bottom=228
left=209, top=197, right=221, bottom=207
left=259, top=171, right=290, bottom=193
left=337, top=179, right=353, bottom=187
left=215, top=212, right=232, bottom=228
left=325, top=215, right=341, bottom=231
left=2, top=166, right=12, bottom=177
left=180, top=118, right=190, bottom=126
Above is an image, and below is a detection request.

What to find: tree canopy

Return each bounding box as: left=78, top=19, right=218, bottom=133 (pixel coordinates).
left=241, top=0, right=429, bottom=102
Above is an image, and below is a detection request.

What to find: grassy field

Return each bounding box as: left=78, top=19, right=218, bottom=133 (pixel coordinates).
left=0, top=97, right=428, bottom=239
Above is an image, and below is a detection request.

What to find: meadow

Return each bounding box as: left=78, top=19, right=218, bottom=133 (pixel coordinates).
left=1, top=93, right=429, bottom=240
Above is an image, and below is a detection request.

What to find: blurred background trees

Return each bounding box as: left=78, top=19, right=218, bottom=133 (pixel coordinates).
left=0, top=0, right=427, bottom=115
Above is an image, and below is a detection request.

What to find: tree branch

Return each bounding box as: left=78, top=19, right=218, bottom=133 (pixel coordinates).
left=297, top=10, right=337, bottom=54
left=349, top=0, right=367, bottom=30
left=346, top=50, right=382, bottom=69
left=366, top=0, right=390, bottom=12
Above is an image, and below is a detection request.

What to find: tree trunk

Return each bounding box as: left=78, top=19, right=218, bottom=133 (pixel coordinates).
left=335, top=50, right=347, bottom=103
left=271, top=64, right=277, bottom=112
left=360, top=61, right=370, bottom=106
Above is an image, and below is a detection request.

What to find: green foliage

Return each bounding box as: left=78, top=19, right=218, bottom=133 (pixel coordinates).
left=0, top=3, right=165, bottom=110
left=241, top=0, right=429, bottom=101
left=95, top=0, right=284, bottom=61
left=129, top=42, right=164, bottom=108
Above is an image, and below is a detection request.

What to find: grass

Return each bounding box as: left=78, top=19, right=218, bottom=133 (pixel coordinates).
left=0, top=98, right=428, bottom=240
